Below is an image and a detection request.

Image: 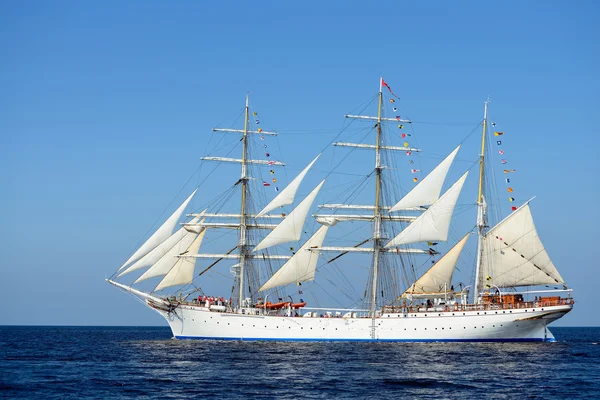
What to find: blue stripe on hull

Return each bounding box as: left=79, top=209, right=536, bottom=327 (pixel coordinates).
left=175, top=335, right=555, bottom=343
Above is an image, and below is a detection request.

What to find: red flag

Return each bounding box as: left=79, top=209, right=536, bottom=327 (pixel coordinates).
left=263, top=181, right=270, bottom=187
left=511, top=206, right=517, bottom=211
left=381, top=77, right=400, bottom=99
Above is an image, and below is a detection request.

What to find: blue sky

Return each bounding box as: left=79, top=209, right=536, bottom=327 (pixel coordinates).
left=1, top=1, right=598, bottom=326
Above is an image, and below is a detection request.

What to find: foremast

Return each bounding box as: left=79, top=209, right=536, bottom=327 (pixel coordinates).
left=473, top=99, right=489, bottom=304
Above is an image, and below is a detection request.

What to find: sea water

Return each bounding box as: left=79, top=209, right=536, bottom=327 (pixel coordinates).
left=1, top=326, right=599, bottom=399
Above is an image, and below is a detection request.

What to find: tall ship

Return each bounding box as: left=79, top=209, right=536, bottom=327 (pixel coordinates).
left=108, top=78, right=573, bottom=342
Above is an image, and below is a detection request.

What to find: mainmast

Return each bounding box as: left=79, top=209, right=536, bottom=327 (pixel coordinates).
left=370, top=78, right=384, bottom=317
left=327, top=78, right=418, bottom=320
left=473, top=99, right=489, bottom=303
left=238, top=94, right=250, bottom=308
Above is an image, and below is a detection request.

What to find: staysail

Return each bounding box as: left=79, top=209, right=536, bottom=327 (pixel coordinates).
left=154, top=230, right=207, bottom=291
left=134, top=228, right=204, bottom=284
left=386, top=171, right=468, bottom=247
left=118, top=189, right=197, bottom=270
left=259, top=225, right=330, bottom=291
left=402, top=233, right=470, bottom=297
left=479, top=203, right=564, bottom=288
left=256, top=154, right=321, bottom=217
left=118, top=215, right=202, bottom=277
left=253, top=180, right=325, bottom=252
left=390, top=146, right=460, bottom=211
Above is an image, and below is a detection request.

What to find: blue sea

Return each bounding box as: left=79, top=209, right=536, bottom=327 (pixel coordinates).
left=1, top=326, right=599, bottom=399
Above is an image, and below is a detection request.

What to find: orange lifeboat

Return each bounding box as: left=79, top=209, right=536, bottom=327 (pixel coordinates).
left=291, top=302, right=307, bottom=309
left=256, top=301, right=290, bottom=310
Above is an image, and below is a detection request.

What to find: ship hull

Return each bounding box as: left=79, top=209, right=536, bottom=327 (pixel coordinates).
left=151, top=303, right=571, bottom=342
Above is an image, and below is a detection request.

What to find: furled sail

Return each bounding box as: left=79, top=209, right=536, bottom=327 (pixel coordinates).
left=134, top=228, right=204, bottom=284
left=385, top=172, right=468, bottom=247
left=118, top=215, right=202, bottom=277
left=118, top=189, right=198, bottom=270
left=479, top=204, right=564, bottom=288
left=253, top=180, right=325, bottom=252
left=259, top=225, right=330, bottom=291
left=402, top=233, right=470, bottom=297
left=256, top=154, right=321, bottom=217
left=154, top=230, right=206, bottom=291
left=390, top=146, right=460, bottom=211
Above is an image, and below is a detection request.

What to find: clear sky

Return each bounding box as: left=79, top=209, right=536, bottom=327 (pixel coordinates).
left=1, top=1, right=598, bottom=327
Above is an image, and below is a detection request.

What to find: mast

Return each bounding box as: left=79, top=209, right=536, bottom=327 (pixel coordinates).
left=473, top=99, right=489, bottom=304
left=238, top=94, right=250, bottom=308
left=370, top=78, right=384, bottom=318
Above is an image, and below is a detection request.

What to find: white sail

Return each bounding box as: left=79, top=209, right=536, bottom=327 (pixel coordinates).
left=253, top=180, right=325, bottom=252
left=118, top=189, right=197, bottom=270
left=118, top=216, right=202, bottom=277
left=390, top=146, right=460, bottom=211
left=402, top=233, right=470, bottom=297
left=259, top=225, right=329, bottom=291
left=256, top=154, right=321, bottom=217
left=479, top=204, right=564, bottom=288
left=386, top=172, right=468, bottom=247
left=134, top=228, right=203, bottom=284
left=154, top=230, right=206, bottom=291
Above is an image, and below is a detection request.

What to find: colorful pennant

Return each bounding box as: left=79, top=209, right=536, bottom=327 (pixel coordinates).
left=382, top=78, right=400, bottom=99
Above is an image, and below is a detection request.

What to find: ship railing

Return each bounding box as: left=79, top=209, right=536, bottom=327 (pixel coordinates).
left=381, top=297, right=574, bottom=315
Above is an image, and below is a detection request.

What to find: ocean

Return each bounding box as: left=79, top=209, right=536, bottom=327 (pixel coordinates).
left=1, top=326, right=599, bottom=399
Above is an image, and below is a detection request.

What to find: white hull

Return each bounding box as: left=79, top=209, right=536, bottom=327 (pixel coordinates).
left=150, top=302, right=571, bottom=342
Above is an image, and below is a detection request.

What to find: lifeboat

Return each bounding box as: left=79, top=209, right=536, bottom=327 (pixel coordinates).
left=291, top=302, right=307, bottom=309
left=255, top=301, right=290, bottom=310
left=254, top=301, right=307, bottom=310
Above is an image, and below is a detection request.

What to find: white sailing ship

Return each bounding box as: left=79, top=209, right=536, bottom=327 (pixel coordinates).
left=108, top=79, right=573, bottom=342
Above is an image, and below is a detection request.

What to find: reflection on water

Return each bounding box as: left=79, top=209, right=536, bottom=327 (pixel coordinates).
left=1, top=326, right=599, bottom=399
